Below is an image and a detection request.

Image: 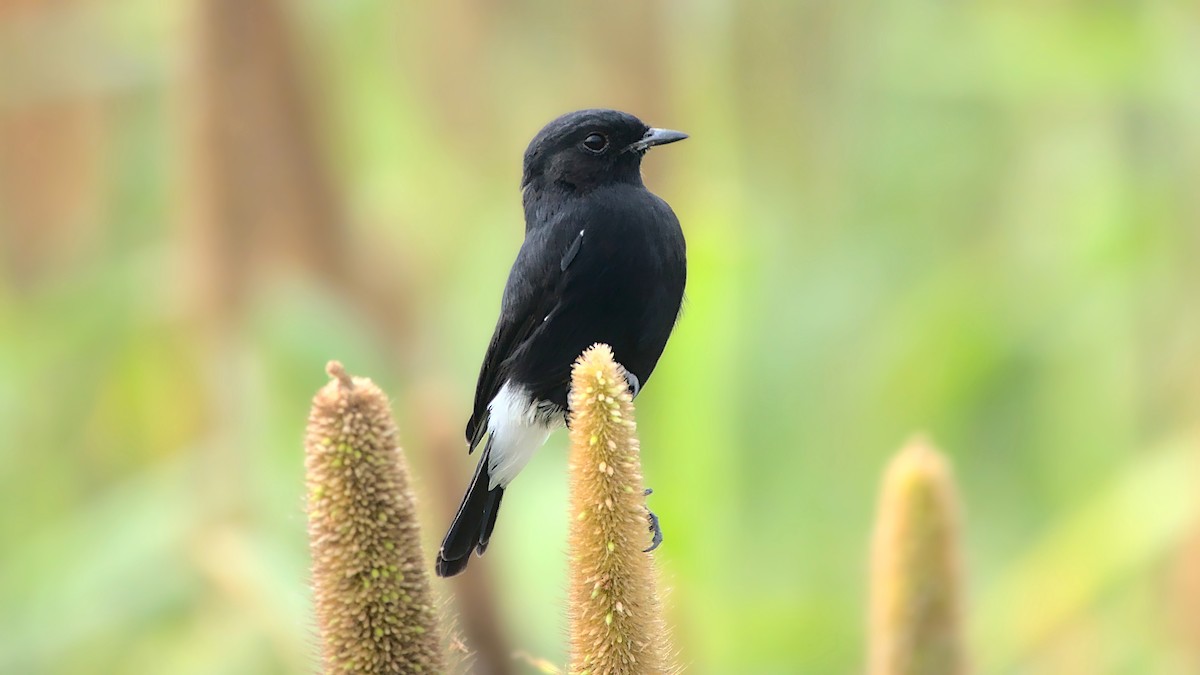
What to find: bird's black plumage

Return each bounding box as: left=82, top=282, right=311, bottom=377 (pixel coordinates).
left=436, top=109, right=687, bottom=578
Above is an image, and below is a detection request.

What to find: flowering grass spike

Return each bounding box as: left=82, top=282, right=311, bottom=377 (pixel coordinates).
left=868, top=438, right=967, bottom=675
left=566, top=344, right=675, bottom=675
left=305, top=362, right=444, bottom=673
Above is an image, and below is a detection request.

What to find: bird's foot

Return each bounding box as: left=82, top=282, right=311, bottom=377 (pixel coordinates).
left=643, top=487, right=663, bottom=552
left=623, top=370, right=641, bottom=399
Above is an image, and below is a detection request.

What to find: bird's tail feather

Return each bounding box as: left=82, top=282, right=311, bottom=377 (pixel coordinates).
left=436, top=437, right=504, bottom=577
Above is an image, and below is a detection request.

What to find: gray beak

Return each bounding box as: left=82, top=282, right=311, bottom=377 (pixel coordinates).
left=627, top=127, right=689, bottom=153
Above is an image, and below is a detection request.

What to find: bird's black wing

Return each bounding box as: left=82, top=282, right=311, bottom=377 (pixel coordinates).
left=463, top=219, right=583, bottom=449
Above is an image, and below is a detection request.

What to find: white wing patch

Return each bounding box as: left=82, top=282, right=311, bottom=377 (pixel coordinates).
left=486, top=381, right=560, bottom=489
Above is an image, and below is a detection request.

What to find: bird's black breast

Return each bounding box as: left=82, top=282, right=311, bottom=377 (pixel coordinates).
left=509, top=185, right=686, bottom=408
left=465, top=183, right=685, bottom=445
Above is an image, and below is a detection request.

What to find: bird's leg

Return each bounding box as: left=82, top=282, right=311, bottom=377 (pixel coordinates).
left=623, top=370, right=641, bottom=399
left=643, top=487, right=663, bottom=552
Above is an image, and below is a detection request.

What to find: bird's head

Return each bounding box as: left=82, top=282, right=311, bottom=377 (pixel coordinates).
left=521, top=109, right=687, bottom=193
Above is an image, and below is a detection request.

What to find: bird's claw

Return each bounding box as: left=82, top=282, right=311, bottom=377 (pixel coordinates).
left=644, top=511, right=663, bottom=552
left=624, top=370, right=641, bottom=399
left=643, top=487, right=663, bottom=552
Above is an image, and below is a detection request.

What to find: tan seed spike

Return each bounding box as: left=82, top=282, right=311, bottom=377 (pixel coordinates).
left=305, top=361, right=445, bottom=673
left=868, top=437, right=968, bottom=675
left=567, top=344, right=676, bottom=674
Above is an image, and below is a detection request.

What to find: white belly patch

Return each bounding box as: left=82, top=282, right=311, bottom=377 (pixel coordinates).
left=486, top=381, right=563, bottom=489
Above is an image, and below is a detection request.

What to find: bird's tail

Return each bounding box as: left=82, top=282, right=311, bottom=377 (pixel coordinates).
left=436, top=437, right=504, bottom=577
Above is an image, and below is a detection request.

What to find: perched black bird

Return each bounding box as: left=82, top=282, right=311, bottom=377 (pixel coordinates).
left=435, top=109, right=688, bottom=578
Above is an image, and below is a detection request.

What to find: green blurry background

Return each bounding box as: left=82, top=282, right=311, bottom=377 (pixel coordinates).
left=2, top=0, right=1199, bottom=673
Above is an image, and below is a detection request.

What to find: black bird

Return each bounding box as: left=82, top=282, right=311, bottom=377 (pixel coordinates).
left=435, top=109, right=688, bottom=578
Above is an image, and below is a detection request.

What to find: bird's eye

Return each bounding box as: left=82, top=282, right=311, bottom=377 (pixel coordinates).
left=582, top=133, right=608, bottom=154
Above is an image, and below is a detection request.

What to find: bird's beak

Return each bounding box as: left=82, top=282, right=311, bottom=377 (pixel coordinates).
left=626, top=127, right=688, bottom=153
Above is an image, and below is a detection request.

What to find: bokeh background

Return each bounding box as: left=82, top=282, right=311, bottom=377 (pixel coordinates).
left=2, top=0, right=1199, bottom=673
